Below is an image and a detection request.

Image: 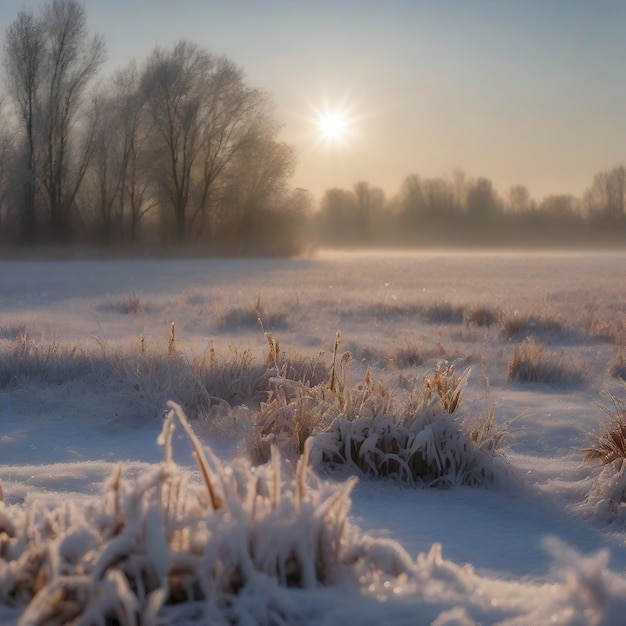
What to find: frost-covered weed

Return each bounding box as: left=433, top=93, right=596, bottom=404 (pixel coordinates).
left=312, top=365, right=507, bottom=487
left=585, top=388, right=626, bottom=522
left=584, top=311, right=626, bottom=344
left=420, top=301, right=466, bottom=324
left=463, top=305, right=501, bottom=329
left=254, top=360, right=508, bottom=488
left=393, top=342, right=447, bottom=369
left=99, top=291, right=148, bottom=314
left=249, top=355, right=331, bottom=462
left=351, top=301, right=497, bottom=329
left=2, top=404, right=626, bottom=625
left=218, top=296, right=289, bottom=331
left=0, top=333, right=90, bottom=388
left=0, top=330, right=335, bottom=424
left=507, top=337, right=586, bottom=385
left=0, top=402, right=420, bottom=625
left=0, top=332, right=273, bottom=420
left=356, top=301, right=424, bottom=320
left=0, top=322, right=27, bottom=341
left=584, top=393, right=626, bottom=467
left=500, top=310, right=564, bottom=339
left=609, top=351, right=626, bottom=381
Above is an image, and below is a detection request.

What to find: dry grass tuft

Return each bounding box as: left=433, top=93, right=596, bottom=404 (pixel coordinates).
left=609, top=351, right=626, bottom=381
left=420, top=301, right=465, bottom=325
left=251, top=376, right=330, bottom=463
left=584, top=392, right=626, bottom=465
left=393, top=342, right=447, bottom=369
left=500, top=311, right=563, bottom=340
left=0, top=332, right=89, bottom=388
left=100, top=291, right=148, bottom=314
left=0, top=329, right=334, bottom=424
left=360, top=302, right=424, bottom=319
left=584, top=311, right=626, bottom=344
left=360, top=302, right=496, bottom=329
left=0, top=330, right=274, bottom=420
left=507, top=338, right=586, bottom=386
left=424, top=363, right=466, bottom=413
left=0, top=322, right=27, bottom=340
left=311, top=363, right=507, bottom=487
left=218, top=295, right=289, bottom=331
left=583, top=389, right=626, bottom=521
left=253, top=355, right=508, bottom=488
left=463, top=306, right=501, bottom=329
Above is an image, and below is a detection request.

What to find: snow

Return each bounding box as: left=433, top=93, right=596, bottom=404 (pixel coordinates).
left=2, top=249, right=626, bottom=624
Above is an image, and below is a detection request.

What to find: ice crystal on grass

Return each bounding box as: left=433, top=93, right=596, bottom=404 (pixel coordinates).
left=254, top=360, right=508, bottom=488
left=585, top=388, right=626, bottom=522
left=312, top=366, right=506, bottom=488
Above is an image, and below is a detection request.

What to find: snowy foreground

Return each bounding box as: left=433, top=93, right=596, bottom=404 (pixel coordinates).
left=2, top=249, right=626, bottom=625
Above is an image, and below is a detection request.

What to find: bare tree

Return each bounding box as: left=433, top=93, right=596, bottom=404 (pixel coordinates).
left=400, top=173, right=426, bottom=225
left=85, top=94, right=119, bottom=243
left=508, top=185, right=533, bottom=214
left=584, top=165, right=625, bottom=219
left=539, top=194, right=580, bottom=219
left=221, top=128, right=295, bottom=239
left=39, top=0, right=105, bottom=241
left=317, top=187, right=358, bottom=243
left=110, top=63, right=156, bottom=243
left=84, top=62, right=154, bottom=244
left=450, top=168, right=468, bottom=212
left=142, top=40, right=264, bottom=243
left=190, top=58, right=264, bottom=240
left=4, top=9, right=45, bottom=242
left=0, top=99, right=16, bottom=240
left=422, top=177, right=455, bottom=218
left=467, top=177, right=499, bottom=221
left=352, top=181, right=385, bottom=240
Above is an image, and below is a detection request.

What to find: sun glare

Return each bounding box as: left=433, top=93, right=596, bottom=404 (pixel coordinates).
left=318, top=111, right=348, bottom=141
left=302, top=89, right=369, bottom=152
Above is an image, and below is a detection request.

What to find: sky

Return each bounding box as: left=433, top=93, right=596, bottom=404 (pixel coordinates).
left=2, top=0, right=626, bottom=202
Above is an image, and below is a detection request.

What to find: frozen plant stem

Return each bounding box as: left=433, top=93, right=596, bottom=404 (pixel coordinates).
left=330, top=331, right=341, bottom=393
left=165, top=401, right=223, bottom=510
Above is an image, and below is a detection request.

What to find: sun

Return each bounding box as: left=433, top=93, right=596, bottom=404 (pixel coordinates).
left=317, top=111, right=348, bottom=141
left=301, top=90, right=368, bottom=151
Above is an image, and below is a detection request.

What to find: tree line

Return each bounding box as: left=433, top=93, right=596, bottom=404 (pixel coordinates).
left=1, top=1, right=624, bottom=255
left=0, top=0, right=306, bottom=254
left=315, top=166, right=626, bottom=248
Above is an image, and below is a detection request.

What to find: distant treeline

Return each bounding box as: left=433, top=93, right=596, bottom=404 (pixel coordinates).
left=0, top=1, right=624, bottom=257
left=314, top=167, right=626, bottom=249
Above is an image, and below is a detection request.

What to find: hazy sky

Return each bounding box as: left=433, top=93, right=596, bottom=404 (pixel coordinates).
left=3, top=1, right=626, bottom=201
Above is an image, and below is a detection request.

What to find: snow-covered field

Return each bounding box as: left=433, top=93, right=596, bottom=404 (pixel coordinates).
left=2, top=249, right=626, bottom=625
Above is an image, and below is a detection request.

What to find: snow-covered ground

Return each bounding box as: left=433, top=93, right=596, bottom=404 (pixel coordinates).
left=2, top=249, right=626, bottom=624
